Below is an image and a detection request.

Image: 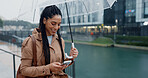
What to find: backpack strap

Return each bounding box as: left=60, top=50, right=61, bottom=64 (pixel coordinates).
left=17, top=35, right=37, bottom=78
left=30, top=35, right=37, bottom=66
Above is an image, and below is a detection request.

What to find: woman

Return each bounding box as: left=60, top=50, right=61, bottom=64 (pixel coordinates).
left=20, top=5, right=78, bottom=78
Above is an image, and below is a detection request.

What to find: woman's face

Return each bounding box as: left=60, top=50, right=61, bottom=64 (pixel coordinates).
left=43, top=15, right=61, bottom=36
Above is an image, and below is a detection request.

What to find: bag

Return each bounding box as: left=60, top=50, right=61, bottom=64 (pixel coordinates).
left=17, top=35, right=37, bottom=78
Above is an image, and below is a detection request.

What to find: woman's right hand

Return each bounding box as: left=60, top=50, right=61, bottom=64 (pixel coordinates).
left=49, top=62, right=66, bottom=72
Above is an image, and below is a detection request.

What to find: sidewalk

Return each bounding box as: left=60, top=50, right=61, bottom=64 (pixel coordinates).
left=65, top=40, right=148, bottom=51
left=0, top=41, right=21, bottom=78
left=115, top=44, right=148, bottom=51
left=65, top=40, right=113, bottom=47
left=0, top=61, right=13, bottom=78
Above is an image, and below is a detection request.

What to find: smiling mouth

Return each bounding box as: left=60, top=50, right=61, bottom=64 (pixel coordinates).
left=51, top=29, right=55, bottom=33
left=51, top=30, right=56, bottom=33
left=52, top=31, right=56, bottom=33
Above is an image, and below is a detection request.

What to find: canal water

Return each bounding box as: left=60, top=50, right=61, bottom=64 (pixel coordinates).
left=0, top=41, right=148, bottom=78
left=65, top=43, right=148, bottom=78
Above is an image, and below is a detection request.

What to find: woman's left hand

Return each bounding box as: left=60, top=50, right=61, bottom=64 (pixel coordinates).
left=70, top=48, right=79, bottom=59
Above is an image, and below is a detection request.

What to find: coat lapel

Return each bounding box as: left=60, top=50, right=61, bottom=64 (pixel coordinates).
left=51, top=34, right=58, bottom=45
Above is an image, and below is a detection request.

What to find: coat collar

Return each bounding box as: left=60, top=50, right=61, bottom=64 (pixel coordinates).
left=32, top=28, right=59, bottom=42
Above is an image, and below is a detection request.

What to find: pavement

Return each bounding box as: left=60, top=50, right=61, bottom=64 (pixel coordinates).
left=65, top=40, right=113, bottom=47
left=65, top=40, right=148, bottom=51
left=115, top=44, right=148, bottom=51
left=0, top=41, right=21, bottom=78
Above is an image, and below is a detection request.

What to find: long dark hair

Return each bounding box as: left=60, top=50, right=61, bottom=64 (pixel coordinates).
left=39, top=5, right=63, bottom=65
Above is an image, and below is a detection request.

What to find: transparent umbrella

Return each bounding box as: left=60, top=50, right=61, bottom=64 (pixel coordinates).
left=18, top=0, right=116, bottom=43
left=18, top=0, right=117, bottom=23
left=17, top=0, right=116, bottom=77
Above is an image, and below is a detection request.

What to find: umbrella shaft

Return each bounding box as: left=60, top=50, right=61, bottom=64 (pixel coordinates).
left=65, top=2, right=74, bottom=43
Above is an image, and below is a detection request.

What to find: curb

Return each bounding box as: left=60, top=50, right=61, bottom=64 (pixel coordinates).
left=65, top=40, right=148, bottom=51
left=65, top=40, right=113, bottom=47
left=115, top=44, right=148, bottom=51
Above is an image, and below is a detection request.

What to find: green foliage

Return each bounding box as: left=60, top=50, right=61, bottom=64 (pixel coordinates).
left=105, top=35, right=148, bottom=46
left=91, top=37, right=113, bottom=44
left=3, top=20, right=38, bottom=29
left=0, top=18, right=3, bottom=28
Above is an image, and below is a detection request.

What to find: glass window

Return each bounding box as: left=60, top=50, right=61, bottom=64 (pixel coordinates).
left=78, top=16, right=81, bottom=23
left=145, top=0, right=148, bottom=2
left=92, top=12, right=98, bottom=22
left=88, top=14, right=90, bottom=22
left=82, top=15, right=84, bottom=23
left=125, top=0, right=136, bottom=17
left=144, top=0, right=148, bottom=18
left=70, top=17, right=72, bottom=23
left=73, top=17, right=75, bottom=23
left=62, top=18, right=65, bottom=24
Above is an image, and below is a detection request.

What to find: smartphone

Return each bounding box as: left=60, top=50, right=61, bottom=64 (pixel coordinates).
left=61, top=60, right=72, bottom=66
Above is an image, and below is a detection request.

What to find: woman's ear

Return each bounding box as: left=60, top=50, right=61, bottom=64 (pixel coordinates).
left=43, top=18, right=46, bottom=24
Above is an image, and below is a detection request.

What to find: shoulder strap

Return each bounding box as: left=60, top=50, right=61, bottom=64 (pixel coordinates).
left=30, top=35, right=37, bottom=66
left=17, top=35, right=37, bottom=78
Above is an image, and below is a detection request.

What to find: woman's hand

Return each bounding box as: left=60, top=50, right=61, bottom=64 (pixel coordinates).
left=70, top=48, right=79, bottom=59
left=49, top=62, right=67, bottom=72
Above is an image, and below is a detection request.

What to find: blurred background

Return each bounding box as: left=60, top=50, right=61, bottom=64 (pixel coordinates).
left=0, top=0, right=148, bottom=78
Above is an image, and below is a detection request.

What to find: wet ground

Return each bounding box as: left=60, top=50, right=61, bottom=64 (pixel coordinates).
left=0, top=41, right=21, bottom=78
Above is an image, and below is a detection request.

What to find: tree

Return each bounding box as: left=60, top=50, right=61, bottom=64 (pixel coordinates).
left=0, top=18, right=3, bottom=28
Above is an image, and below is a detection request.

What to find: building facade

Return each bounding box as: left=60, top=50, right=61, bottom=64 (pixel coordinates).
left=39, top=0, right=148, bottom=36
left=136, top=0, right=148, bottom=36
left=105, top=0, right=148, bottom=36
left=39, top=0, right=106, bottom=35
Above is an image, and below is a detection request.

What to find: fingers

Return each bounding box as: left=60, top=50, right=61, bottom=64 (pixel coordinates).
left=53, top=63, right=62, bottom=68
left=54, top=62, right=62, bottom=66
left=70, top=48, right=79, bottom=59
left=71, top=48, right=76, bottom=50
left=50, top=62, right=63, bottom=72
left=61, top=64, right=68, bottom=70
left=50, top=62, right=69, bottom=72
left=71, top=48, right=78, bottom=52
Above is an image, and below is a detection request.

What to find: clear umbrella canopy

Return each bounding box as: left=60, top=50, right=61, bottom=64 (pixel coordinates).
left=17, top=0, right=116, bottom=23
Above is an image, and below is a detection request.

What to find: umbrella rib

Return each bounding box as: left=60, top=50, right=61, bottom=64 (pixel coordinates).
left=32, top=0, right=39, bottom=22
left=17, top=0, right=25, bottom=20
left=80, top=0, right=88, bottom=13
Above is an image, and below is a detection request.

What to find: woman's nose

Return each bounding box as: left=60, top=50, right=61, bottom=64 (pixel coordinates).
left=54, top=25, right=59, bottom=30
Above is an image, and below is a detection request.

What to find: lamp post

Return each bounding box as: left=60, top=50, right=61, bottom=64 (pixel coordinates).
left=114, top=19, right=118, bottom=45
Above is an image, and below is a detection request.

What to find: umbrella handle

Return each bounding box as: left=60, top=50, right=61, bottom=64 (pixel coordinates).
left=72, top=43, right=75, bottom=48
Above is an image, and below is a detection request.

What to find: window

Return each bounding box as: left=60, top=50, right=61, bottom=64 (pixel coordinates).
left=62, top=18, right=65, bottom=24
left=73, top=17, right=75, bottom=23
left=88, top=14, right=90, bottom=22
left=69, top=17, right=72, bottom=23
left=125, top=0, right=136, bottom=17
left=144, top=0, right=148, bottom=18
left=78, top=16, right=81, bottom=23
left=82, top=15, right=84, bottom=23
left=92, top=12, right=98, bottom=22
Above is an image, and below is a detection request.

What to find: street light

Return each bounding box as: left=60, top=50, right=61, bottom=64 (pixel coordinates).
left=143, top=21, right=148, bottom=25
left=114, top=19, right=118, bottom=45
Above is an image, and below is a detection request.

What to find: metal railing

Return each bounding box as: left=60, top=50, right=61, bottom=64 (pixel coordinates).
left=0, top=48, right=21, bottom=78
left=0, top=30, right=75, bottom=78
left=0, top=48, right=75, bottom=78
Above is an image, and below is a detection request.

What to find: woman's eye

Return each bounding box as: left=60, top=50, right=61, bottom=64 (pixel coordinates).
left=51, top=23, right=56, bottom=25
